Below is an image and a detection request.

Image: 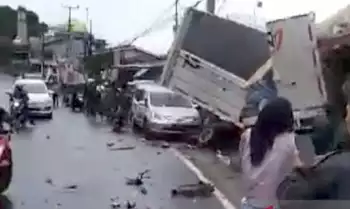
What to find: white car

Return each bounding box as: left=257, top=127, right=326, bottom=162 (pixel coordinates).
left=8, top=79, right=53, bottom=119
left=131, top=83, right=201, bottom=139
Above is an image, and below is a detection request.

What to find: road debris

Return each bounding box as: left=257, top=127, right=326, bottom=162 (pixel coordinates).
left=161, top=142, right=170, bottom=149
left=45, top=177, right=54, bottom=186
left=156, top=151, right=162, bottom=155
left=125, top=169, right=150, bottom=186
left=109, top=146, right=136, bottom=151
left=125, top=200, right=136, bottom=209
left=110, top=196, right=121, bottom=208
left=106, top=141, right=115, bottom=147
left=140, top=186, right=148, bottom=195
left=171, top=181, right=214, bottom=198
left=63, top=184, right=78, bottom=190
left=144, top=141, right=170, bottom=149
left=46, top=135, right=50, bottom=140
left=111, top=201, right=121, bottom=208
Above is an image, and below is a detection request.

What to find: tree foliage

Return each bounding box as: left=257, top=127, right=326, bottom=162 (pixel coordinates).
left=0, top=5, right=48, bottom=39
left=0, top=6, right=48, bottom=65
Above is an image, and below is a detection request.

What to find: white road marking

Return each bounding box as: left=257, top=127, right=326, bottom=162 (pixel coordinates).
left=171, top=148, right=237, bottom=209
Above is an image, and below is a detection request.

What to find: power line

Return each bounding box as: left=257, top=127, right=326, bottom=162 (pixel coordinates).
left=123, top=15, right=175, bottom=45
left=122, top=0, right=204, bottom=46
left=129, top=15, right=175, bottom=44
left=119, top=2, right=177, bottom=45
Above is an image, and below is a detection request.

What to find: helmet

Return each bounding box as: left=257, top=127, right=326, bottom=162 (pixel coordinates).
left=15, top=85, right=23, bottom=91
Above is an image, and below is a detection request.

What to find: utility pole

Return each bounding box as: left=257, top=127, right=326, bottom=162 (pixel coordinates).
left=85, top=7, right=89, bottom=32
left=40, top=31, right=45, bottom=78
left=173, top=0, right=180, bottom=36
left=62, top=5, right=79, bottom=32
left=62, top=5, right=79, bottom=63
left=84, top=7, right=90, bottom=59
left=206, top=0, right=215, bottom=14
left=89, top=20, right=93, bottom=56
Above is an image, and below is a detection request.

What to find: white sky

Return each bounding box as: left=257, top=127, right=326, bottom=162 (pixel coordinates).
left=3, top=0, right=349, bottom=54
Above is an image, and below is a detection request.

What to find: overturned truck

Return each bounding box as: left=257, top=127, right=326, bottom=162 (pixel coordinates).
left=161, top=9, right=329, bottom=149
left=161, top=7, right=350, bottom=203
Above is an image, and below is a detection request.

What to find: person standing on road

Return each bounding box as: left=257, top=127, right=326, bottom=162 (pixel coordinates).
left=52, top=91, right=59, bottom=108
left=51, top=84, right=60, bottom=108
left=239, top=97, right=305, bottom=209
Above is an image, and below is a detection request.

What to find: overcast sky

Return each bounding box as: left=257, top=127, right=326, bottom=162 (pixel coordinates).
left=2, top=0, right=349, bottom=54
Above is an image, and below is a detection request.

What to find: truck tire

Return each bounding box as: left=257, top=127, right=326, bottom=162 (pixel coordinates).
left=198, top=127, right=214, bottom=144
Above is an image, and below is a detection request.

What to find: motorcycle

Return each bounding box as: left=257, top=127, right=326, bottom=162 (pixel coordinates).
left=0, top=128, right=13, bottom=193
left=71, top=93, right=84, bottom=112
left=10, top=98, right=27, bottom=131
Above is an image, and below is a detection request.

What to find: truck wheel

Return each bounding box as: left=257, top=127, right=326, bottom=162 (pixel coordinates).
left=47, top=113, right=53, bottom=119
left=198, top=127, right=214, bottom=144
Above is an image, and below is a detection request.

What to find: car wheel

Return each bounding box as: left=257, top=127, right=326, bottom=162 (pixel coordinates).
left=0, top=164, right=12, bottom=193
left=47, top=113, right=53, bottom=119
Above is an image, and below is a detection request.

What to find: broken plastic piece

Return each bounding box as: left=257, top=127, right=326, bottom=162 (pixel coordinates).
left=109, top=146, right=135, bottom=151
left=125, top=200, right=136, bottom=209
left=63, top=184, right=78, bottom=190
left=111, top=201, right=121, bottom=208
left=171, top=181, right=214, bottom=198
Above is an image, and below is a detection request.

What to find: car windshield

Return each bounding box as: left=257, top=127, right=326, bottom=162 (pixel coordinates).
left=149, top=92, right=193, bottom=108
left=21, top=83, right=47, bottom=94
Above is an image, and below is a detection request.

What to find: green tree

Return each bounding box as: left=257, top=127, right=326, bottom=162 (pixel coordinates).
left=0, top=5, right=48, bottom=65
left=0, top=5, right=48, bottom=39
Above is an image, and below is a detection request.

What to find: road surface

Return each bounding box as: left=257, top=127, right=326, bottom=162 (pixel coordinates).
left=0, top=74, right=227, bottom=209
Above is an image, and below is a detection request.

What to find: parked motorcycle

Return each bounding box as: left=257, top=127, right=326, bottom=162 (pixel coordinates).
left=0, top=128, right=13, bottom=193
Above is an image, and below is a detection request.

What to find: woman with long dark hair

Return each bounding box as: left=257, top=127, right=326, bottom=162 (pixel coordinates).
left=240, top=97, right=304, bottom=209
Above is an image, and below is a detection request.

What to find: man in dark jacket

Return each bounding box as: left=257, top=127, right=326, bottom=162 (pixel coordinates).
left=12, top=85, right=35, bottom=125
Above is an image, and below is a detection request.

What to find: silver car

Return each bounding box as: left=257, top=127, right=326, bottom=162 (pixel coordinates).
left=8, top=79, right=53, bottom=118
left=131, top=84, right=201, bottom=140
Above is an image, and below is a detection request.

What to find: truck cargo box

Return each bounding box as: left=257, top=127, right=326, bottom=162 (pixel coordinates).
left=161, top=8, right=271, bottom=123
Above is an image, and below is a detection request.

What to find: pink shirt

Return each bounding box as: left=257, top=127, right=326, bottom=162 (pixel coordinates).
left=239, top=128, right=299, bottom=208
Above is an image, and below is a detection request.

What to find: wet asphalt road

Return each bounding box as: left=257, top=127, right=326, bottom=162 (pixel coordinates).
left=0, top=75, right=226, bottom=209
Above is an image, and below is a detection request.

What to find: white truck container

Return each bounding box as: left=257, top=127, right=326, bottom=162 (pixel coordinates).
left=265, top=13, right=327, bottom=130
left=161, top=8, right=327, bottom=132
